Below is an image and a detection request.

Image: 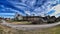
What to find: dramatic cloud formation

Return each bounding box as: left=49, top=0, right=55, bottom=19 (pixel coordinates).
left=51, top=4, right=60, bottom=17
left=0, top=0, right=60, bottom=18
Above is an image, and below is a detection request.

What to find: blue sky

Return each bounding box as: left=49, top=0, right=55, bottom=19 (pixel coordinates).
left=0, top=13, right=15, bottom=18
left=0, top=0, right=60, bottom=18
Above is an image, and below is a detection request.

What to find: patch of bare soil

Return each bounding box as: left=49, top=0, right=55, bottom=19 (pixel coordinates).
left=0, top=25, right=60, bottom=34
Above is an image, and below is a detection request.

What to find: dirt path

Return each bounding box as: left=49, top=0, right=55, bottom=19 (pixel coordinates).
left=1, top=20, right=60, bottom=30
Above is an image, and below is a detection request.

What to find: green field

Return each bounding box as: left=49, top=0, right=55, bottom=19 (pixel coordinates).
left=0, top=25, right=60, bottom=34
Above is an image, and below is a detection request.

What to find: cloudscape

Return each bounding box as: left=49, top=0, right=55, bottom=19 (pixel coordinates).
left=0, top=0, right=60, bottom=18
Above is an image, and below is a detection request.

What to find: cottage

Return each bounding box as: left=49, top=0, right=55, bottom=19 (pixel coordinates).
left=23, top=16, right=40, bottom=21
left=14, top=12, right=23, bottom=21
left=14, top=12, right=56, bottom=24
left=55, top=16, right=60, bottom=22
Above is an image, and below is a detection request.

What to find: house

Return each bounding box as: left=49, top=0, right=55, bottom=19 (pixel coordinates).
left=14, top=12, right=23, bottom=21
left=14, top=12, right=56, bottom=24
left=56, top=16, right=60, bottom=22
left=23, top=16, right=41, bottom=21
left=47, top=16, right=56, bottom=23
left=31, top=16, right=56, bottom=24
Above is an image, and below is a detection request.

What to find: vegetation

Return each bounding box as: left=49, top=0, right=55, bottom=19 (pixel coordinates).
left=0, top=25, right=60, bottom=34
left=1, top=12, right=60, bottom=25
left=6, top=20, right=32, bottom=25
left=5, top=16, right=60, bottom=25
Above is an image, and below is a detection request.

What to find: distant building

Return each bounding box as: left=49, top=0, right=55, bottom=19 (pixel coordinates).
left=14, top=12, right=56, bottom=24
left=14, top=12, right=23, bottom=20
left=56, top=16, right=60, bottom=22
left=23, top=16, right=40, bottom=21
left=4, top=18, right=10, bottom=21
left=0, top=17, right=3, bottom=20
left=47, top=16, right=56, bottom=23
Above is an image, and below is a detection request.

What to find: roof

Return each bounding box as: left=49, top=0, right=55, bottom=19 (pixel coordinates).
left=23, top=16, right=42, bottom=18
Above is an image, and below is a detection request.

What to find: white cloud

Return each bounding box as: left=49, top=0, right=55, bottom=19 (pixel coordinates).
left=51, top=4, right=60, bottom=16
left=5, top=8, right=25, bottom=16
left=25, top=11, right=31, bottom=15
left=6, top=0, right=60, bottom=16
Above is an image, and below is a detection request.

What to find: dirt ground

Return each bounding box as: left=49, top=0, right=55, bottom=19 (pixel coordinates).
left=0, top=24, right=60, bottom=34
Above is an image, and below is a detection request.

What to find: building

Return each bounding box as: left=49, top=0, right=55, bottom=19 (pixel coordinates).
left=56, top=16, right=60, bottom=22
left=0, top=17, right=3, bottom=20
left=14, top=12, right=23, bottom=21
left=23, top=16, right=41, bottom=21
left=14, top=12, right=56, bottom=24
left=47, top=16, right=56, bottom=23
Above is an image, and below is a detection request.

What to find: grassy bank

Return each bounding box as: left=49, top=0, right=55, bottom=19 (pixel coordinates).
left=6, top=20, right=32, bottom=25
left=0, top=24, right=60, bottom=34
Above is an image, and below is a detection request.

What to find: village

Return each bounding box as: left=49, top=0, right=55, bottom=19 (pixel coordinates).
left=0, top=12, right=60, bottom=25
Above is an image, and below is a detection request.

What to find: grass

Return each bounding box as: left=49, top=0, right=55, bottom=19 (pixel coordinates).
left=0, top=20, right=60, bottom=34
left=0, top=25, right=19, bottom=34
left=6, top=20, right=32, bottom=25
left=0, top=21, right=60, bottom=34
left=7, top=21, right=31, bottom=25
left=0, top=19, right=60, bottom=34
left=10, top=21, right=32, bottom=25
left=18, top=25, right=60, bottom=34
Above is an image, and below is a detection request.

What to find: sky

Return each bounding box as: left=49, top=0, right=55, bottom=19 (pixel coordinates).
left=0, top=0, right=60, bottom=18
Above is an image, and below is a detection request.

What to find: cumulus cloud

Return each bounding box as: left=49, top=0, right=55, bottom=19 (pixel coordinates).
left=0, top=0, right=60, bottom=17
left=25, top=11, right=31, bottom=15
left=51, top=4, right=60, bottom=16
